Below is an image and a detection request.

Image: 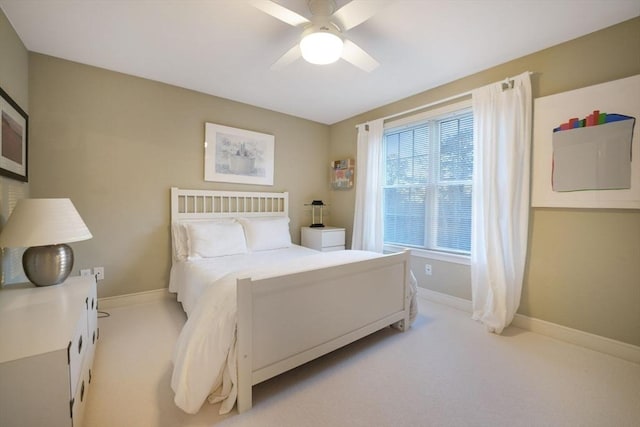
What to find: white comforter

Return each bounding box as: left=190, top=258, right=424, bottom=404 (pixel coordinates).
left=169, top=245, right=318, bottom=316
left=170, top=249, right=417, bottom=415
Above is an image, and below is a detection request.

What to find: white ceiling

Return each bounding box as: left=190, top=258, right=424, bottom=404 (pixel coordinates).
left=1, top=0, right=638, bottom=124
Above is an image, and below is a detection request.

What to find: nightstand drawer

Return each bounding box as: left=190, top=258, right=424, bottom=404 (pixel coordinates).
left=321, top=229, right=345, bottom=247
left=301, top=226, right=346, bottom=252
left=322, top=245, right=345, bottom=252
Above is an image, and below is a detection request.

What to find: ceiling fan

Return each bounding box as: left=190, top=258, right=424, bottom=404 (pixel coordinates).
left=251, top=0, right=391, bottom=72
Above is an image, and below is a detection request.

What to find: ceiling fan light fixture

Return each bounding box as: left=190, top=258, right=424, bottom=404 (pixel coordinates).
left=300, top=28, right=343, bottom=65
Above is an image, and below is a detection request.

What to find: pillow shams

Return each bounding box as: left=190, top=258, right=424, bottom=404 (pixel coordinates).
left=238, top=217, right=292, bottom=251
left=186, top=221, right=248, bottom=258
left=171, top=222, right=189, bottom=261
left=172, top=219, right=236, bottom=261
left=178, top=220, right=248, bottom=259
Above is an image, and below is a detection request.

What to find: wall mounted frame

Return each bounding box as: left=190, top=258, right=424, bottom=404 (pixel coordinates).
left=204, top=123, right=274, bottom=186
left=0, top=86, right=28, bottom=182
left=532, top=75, right=639, bottom=209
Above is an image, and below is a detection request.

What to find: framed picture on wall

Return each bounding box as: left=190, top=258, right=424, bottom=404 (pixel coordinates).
left=532, top=74, right=640, bottom=209
left=0, top=86, right=28, bottom=182
left=204, top=122, right=274, bottom=186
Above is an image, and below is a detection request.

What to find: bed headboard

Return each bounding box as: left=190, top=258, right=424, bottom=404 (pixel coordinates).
left=170, top=187, right=289, bottom=222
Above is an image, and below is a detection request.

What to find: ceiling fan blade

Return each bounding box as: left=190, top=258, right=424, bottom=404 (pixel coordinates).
left=250, top=0, right=310, bottom=27
left=271, top=44, right=302, bottom=70
left=332, top=0, right=392, bottom=31
left=341, top=39, right=379, bottom=72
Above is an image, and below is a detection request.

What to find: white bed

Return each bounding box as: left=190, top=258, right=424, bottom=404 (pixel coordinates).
left=170, top=245, right=319, bottom=316
left=168, top=187, right=416, bottom=414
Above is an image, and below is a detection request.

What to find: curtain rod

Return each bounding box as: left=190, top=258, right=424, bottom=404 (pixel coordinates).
left=356, top=71, right=535, bottom=128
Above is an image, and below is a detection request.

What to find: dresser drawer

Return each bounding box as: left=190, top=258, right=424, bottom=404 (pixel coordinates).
left=69, top=301, right=89, bottom=399
left=0, top=276, right=97, bottom=427
left=87, top=281, right=98, bottom=350
left=71, top=367, right=89, bottom=427
left=74, top=285, right=98, bottom=427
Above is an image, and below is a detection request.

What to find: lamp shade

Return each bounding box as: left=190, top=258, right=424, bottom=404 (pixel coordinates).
left=0, top=198, right=92, bottom=248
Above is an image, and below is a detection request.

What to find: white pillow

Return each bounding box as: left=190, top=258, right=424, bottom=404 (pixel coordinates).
left=185, top=221, right=248, bottom=258
left=172, top=220, right=232, bottom=261
left=172, top=220, right=241, bottom=260
left=238, top=217, right=292, bottom=252
left=171, top=222, right=191, bottom=261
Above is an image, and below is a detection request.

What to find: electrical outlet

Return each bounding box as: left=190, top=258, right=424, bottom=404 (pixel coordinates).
left=80, top=269, right=92, bottom=277
left=94, top=266, right=104, bottom=280
left=425, top=264, right=432, bottom=276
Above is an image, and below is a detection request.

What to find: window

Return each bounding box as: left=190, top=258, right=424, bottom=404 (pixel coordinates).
left=383, top=102, right=473, bottom=255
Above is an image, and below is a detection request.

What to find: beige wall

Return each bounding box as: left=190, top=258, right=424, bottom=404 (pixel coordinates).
left=0, top=11, right=27, bottom=110
left=328, top=17, right=640, bottom=346
left=28, top=54, right=331, bottom=298
left=0, top=8, right=29, bottom=284
left=10, top=9, right=640, bottom=346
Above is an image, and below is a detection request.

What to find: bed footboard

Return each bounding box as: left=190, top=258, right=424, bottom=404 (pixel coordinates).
left=236, top=250, right=411, bottom=413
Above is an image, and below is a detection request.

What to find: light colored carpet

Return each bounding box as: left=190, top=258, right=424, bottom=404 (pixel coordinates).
left=84, top=294, right=640, bottom=427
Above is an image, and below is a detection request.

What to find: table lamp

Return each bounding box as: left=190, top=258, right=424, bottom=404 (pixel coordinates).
left=0, top=198, right=92, bottom=287
left=305, top=200, right=326, bottom=228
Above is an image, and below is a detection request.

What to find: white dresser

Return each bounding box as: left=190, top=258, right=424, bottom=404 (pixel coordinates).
left=301, top=226, right=346, bottom=252
left=0, top=276, right=98, bottom=427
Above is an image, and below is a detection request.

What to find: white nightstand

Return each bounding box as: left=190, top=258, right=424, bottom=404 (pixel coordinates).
left=301, top=226, right=346, bottom=252
left=0, top=276, right=98, bottom=427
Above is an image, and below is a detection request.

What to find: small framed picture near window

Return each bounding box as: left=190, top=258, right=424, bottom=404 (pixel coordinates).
left=0, top=86, right=28, bottom=182
left=204, top=123, right=274, bottom=186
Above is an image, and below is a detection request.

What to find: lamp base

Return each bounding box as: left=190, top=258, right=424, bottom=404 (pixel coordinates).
left=22, top=244, right=74, bottom=287
left=310, top=223, right=325, bottom=228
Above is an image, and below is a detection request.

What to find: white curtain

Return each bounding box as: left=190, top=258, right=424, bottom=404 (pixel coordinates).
left=352, top=119, right=384, bottom=252
left=471, top=72, right=532, bottom=334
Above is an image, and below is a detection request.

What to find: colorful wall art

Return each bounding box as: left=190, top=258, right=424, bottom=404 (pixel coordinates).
left=552, top=111, right=635, bottom=192
left=331, top=158, right=354, bottom=190
left=532, top=75, right=640, bottom=209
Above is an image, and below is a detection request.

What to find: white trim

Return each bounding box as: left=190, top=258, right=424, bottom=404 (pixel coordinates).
left=384, top=100, right=472, bottom=130
left=417, top=287, right=472, bottom=312
left=417, top=287, right=640, bottom=364
left=511, top=314, right=640, bottom=365
left=98, top=288, right=172, bottom=310
left=357, top=91, right=473, bottom=128
left=382, top=104, right=474, bottom=259
left=385, top=245, right=470, bottom=265
left=356, top=72, right=535, bottom=128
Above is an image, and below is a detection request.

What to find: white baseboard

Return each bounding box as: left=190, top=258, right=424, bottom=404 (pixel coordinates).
left=98, top=288, right=173, bottom=310
left=417, top=287, right=473, bottom=312
left=510, top=314, right=640, bottom=364
left=417, top=287, right=640, bottom=364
